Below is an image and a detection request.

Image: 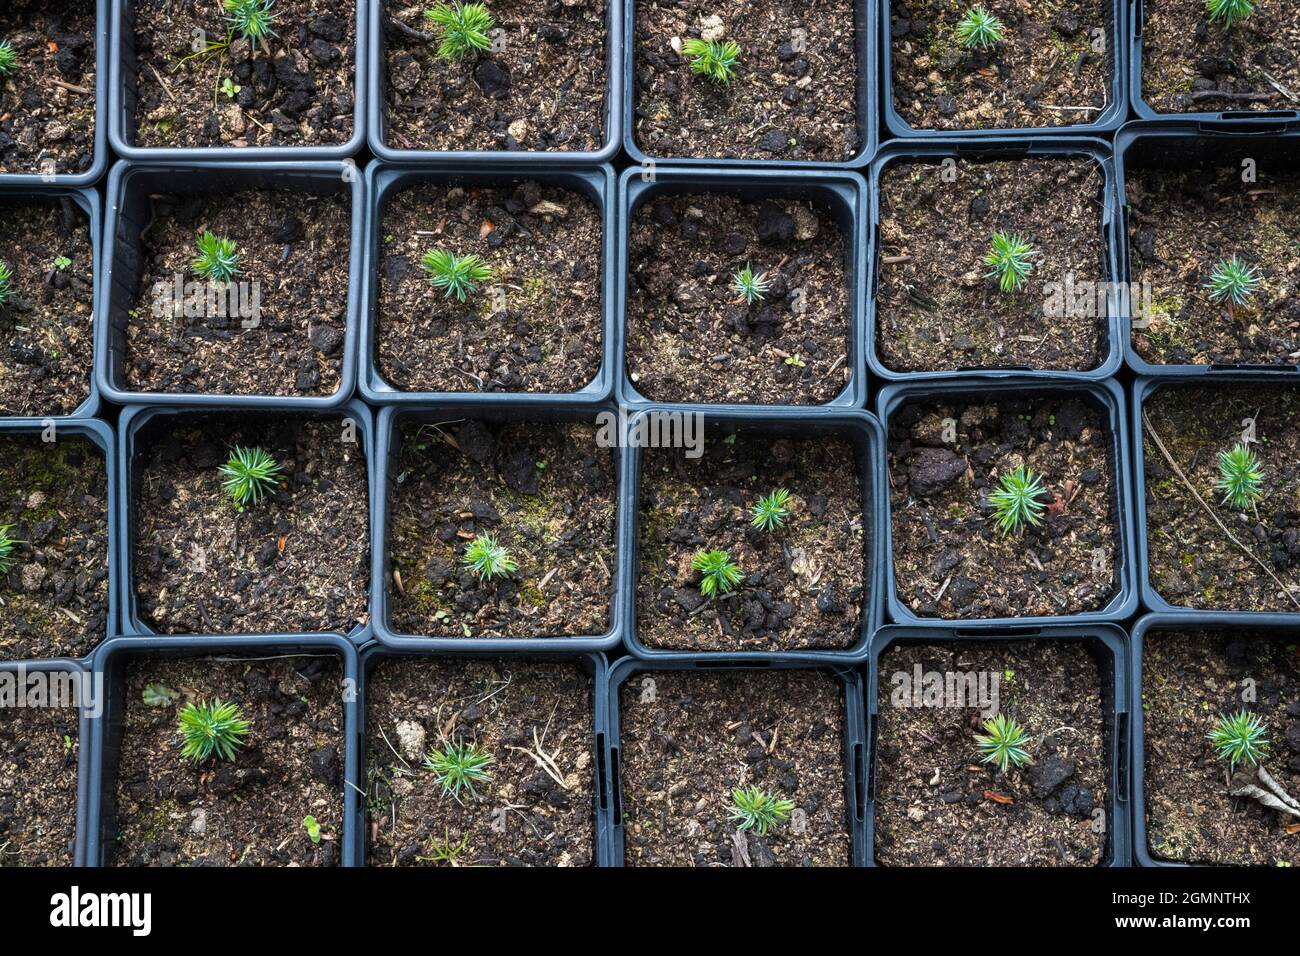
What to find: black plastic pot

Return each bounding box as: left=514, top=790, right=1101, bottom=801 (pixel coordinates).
left=620, top=407, right=886, bottom=663
left=116, top=400, right=374, bottom=643
left=371, top=404, right=623, bottom=654
left=367, top=0, right=622, bottom=165
left=621, top=0, right=877, bottom=168
left=601, top=656, right=868, bottom=866
left=877, top=376, right=1139, bottom=628
left=95, top=159, right=364, bottom=409
left=882, top=0, right=1129, bottom=139
left=350, top=642, right=611, bottom=867
left=616, top=165, right=869, bottom=412
left=107, top=0, right=367, bottom=161
left=868, top=137, right=1123, bottom=383
left=864, top=623, right=1132, bottom=866
left=359, top=163, right=616, bottom=408
left=82, top=632, right=361, bottom=867
left=1117, top=120, right=1300, bottom=377
left=0, top=183, right=103, bottom=421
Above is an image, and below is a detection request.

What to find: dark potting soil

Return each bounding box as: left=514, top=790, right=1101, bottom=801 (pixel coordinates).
left=888, top=396, right=1120, bottom=619
left=877, top=156, right=1109, bottom=373
left=0, top=1, right=97, bottom=177
left=377, top=181, right=603, bottom=395
left=1127, top=164, right=1300, bottom=368
left=0, top=200, right=95, bottom=417
left=388, top=420, right=615, bottom=639
left=1142, top=383, right=1300, bottom=612
left=636, top=433, right=866, bottom=652
left=382, top=0, right=607, bottom=153
left=633, top=0, right=861, bottom=162
left=1142, top=0, right=1300, bottom=114
left=130, top=0, right=356, bottom=148
left=133, top=415, right=369, bottom=635
left=125, top=188, right=350, bottom=398
left=626, top=191, right=851, bottom=405
left=1142, top=630, right=1300, bottom=866
left=0, top=700, right=79, bottom=866
left=875, top=640, right=1108, bottom=866
left=890, top=0, right=1110, bottom=130
left=0, top=436, right=109, bottom=661
left=365, top=657, right=595, bottom=866
left=109, top=654, right=344, bottom=866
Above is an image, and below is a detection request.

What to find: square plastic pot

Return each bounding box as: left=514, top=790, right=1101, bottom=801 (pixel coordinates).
left=877, top=376, right=1139, bottom=628
left=349, top=642, right=611, bottom=867
left=371, top=404, right=624, bottom=654
left=621, top=0, right=877, bottom=169
left=0, top=183, right=103, bottom=421
left=864, top=623, right=1133, bottom=866
left=620, top=407, right=887, bottom=663
left=882, top=0, right=1129, bottom=139
left=601, top=656, right=868, bottom=866
left=867, top=137, right=1123, bottom=383
left=116, top=400, right=374, bottom=644
left=1117, top=120, right=1300, bottom=377
left=359, top=163, right=616, bottom=408
left=95, top=159, right=364, bottom=409
left=82, top=633, right=361, bottom=867
left=615, top=166, right=869, bottom=412
left=107, top=0, right=367, bottom=161
left=367, top=0, right=622, bottom=165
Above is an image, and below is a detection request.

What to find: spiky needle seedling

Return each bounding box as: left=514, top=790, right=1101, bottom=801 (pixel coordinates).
left=0, top=525, right=19, bottom=576
left=984, top=231, right=1034, bottom=293
left=1208, top=709, right=1269, bottom=771
left=692, top=549, right=743, bottom=597
left=224, top=0, right=280, bottom=45
left=1207, top=0, right=1256, bottom=28
left=177, top=699, right=252, bottom=762
left=751, top=488, right=792, bottom=532
left=0, top=261, right=13, bottom=306
left=956, top=6, right=1005, bottom=50
left=1206, top=255, right=1262, bottom=310
left=426, top=2, right=495, bottom=61
left=0, top=40, right=17, bottom=77
left=220, top=446, right=284, bottom=509
left=422, top=249, right=495, bottom=302
left=462, top=533, right=516, bottom=579
left=424, top=741, right=494, bottom=798
left=975, top=713, right=1032, bottom=773
left=681, top=38, right=740, bottom=84
left=989, top=466, right=1047, bottom=534
left=731, top=263, right=772, bottom=305
left=1214, top=443, right=1264, bottom=510
left=193, top=231, right=240, bottom=284
left=728, top=786, right=795, bottom=834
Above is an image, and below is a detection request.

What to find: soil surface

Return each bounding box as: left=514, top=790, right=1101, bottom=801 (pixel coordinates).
left=637, top=432, right=866, bottom=652
left=130, top=0, right=356, bottom=148
left=0, top=199, right=95, bottom=417
left=633, top=0, right=861, bottom=161
left=0, top=436, right=109, bottom=661
left=1127, top=164, right=1300, bottom=368
left=0, top=2, right=97, bottom=177
left=125, top=188, right=350, bottom=398
left=877, top=156, right=1108, bottom=373
left=890, top=0, right=1110, bottom=130
left=888, top=395, right=1120, bottom=619
left=1142, top=629, right=1300, bottom=866
left=377, top=180, right=603, bottom=394
left=382, top=0, right=607, bottom=153
left=1142, top=0, right=1300, bottom=114
left=366, top=657, right=595, bottom=866
left=875, top=640, right=1108, bottom=865
left=626, top=191, right=851, bottom=404
left=109, top=654, right=344, bottom=866
left=0, top=697, right=79, bottom=866
left=1142, top=383, right=1300, bottom=612
left=133, top=414, right=369, bottom=635
left=388, top=420, right=615, bottom=639
left=619, top=669, right=850, bottom=866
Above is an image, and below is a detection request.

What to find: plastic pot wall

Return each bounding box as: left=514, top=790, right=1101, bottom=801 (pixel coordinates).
left=867, top=137, right=1123, bottom=383
left=864, top=623, right=1132, bottom=866
left=95, top=159, right=364, bottom=409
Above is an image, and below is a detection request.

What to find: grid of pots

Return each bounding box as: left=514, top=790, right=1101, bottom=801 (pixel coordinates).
left=1, top=1, right=1299, bottom=871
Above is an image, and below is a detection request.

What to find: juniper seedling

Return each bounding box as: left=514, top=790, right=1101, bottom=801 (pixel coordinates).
left=422, top=249, right=496, bottom=302
left=424, top=741, right=494, bottom=798
left=0, top=261, right=13, bottom=306
left=956, top=6, right=1005, bottom=50
left=975, top=713, right=1032, bottom=773
left=681, top=38, right=740, bottom=84
left=1206, top=0, right=1255, bottom=28
left=989, top=466, right=1047, bottom=534
left=1208, top=709, right=1269, bottom=771
left=0, top=524, right=18, bottom=576
left=224, top=0, right=280, bottom=46
left=193, top=231, right=240, bottom=284
left=1214, top=443, right=1264, bottom=510
left=751, top=488, right=792, bottom=532
left=220, top=446, right=284, bottom=510
left=426, top=3, right=495, bottom=61
left=731, top=263, right=772, bottom=305
left=462, top=533, right=516, bottom=579
left=983, top=231, right=1034, bottom=293
left=692, top=549, right=743, bottom=597
left=0, top=40, right=17, bottom=77
left=1206, top=255, right=1262, bottom=311
left=728, top=786, right=795, bottom=834
left=177, top=699, right=252, bottom=762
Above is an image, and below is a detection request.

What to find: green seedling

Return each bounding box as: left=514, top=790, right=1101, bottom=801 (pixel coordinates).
left=1207, top=0, right=1255, bottom=28
left=303, top=815, right=322, bottom=844
left=728, top=786, right=795, bottom=834
left=956, top=6, right=1005, bottom=49
left=0, top=524, right=19, bottom=575
left=692, top=549, right=743, bottom=597
left=177, top=699, right=251, bottom=762
left=421, top=249, right=495, bottom=302
left=0, top=261, right=13, bottom=306
left=681, top=38, right=740, bottom=84
left=989, top=466, right=1048, bottom=534
left=983, top=231, right=1034, bottom=293
left=462, top=533, right=516, bottom=579
left=222, top=77, right=241, bottom=98
left=193, top=231, right=240, bottom=283
left=1208, top=709, right=1269, bottom=771
left=220, top=446, right=285, bottom=510
left=54, top=256, right=71, bottom=271
left=0, top=40, right=17, bottom=77
left=424, top=741, right=494, bottom=798
left=751, top=488, right=792, bottom=532
left=426, top=2, right=495, bottom=61
left=1205, top=255, right=1261, bottom=312
left=975, top=713, right=1032, bottom=773
left=224, top=0, right=280, bottom=47
left=1214, top=443, right=1264, bottom=510
left=731, top=263, right=772, bottom=304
